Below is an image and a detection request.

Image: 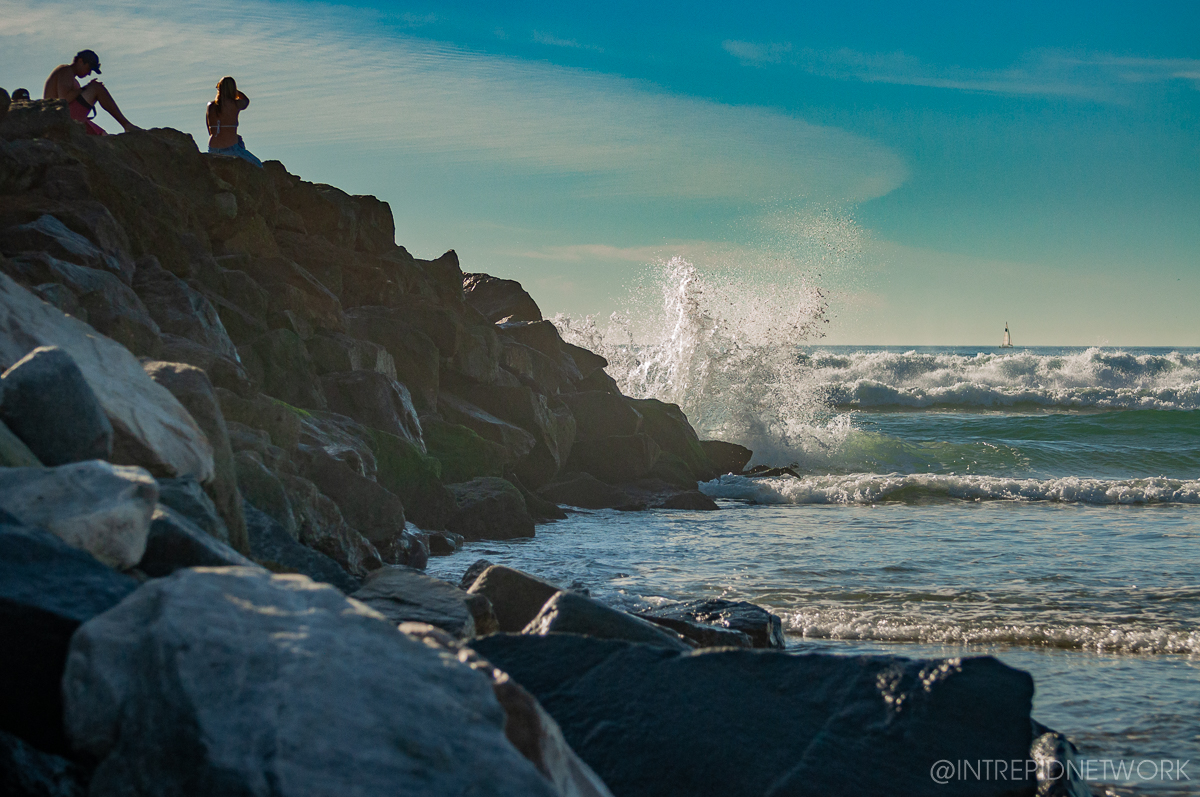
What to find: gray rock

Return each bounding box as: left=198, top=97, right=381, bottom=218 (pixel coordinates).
left=460, top=557, right=496, bottom=589
left=523, top=592, right=691, bottom=652
left=0, top=346, right=113, bottom=466
left=468, top=565, right=561, bottom=633
left=299, top=446, right=410, bottom=561
left=307, top=331, right=396, bottom=380
left=143, top=360, right=246, bottom=552
left=646, top=598, right=786, bottom=649
left=0, top=273, right=214, bottom=481
left=351, top=565, right=478, bottom=638
left=0, top=214, right=130, bottom=282
left=155, top=476, right=229, bottom=542
left=537, top=472, right=631, bottom=509
left=0, top=417, right=40, bottom=467
left=133, top=257, right=240, bottom=361
left=234, top=450, right=297, bottom=539
left=427, top=530, right=464, bottom=556
left=320, top=369, right=424, bottom=449
left=0, top=522, right=137, bottom=753
left=237, top=328, right=327, bottom=411
left=0, top=461, right=157, bottom=569
left=447, top=477, right=535, bottom=541
left=63, top=567, right=560, bottom=797
left=438, top=393, right=537, bottom=460
left=0, top=727, right=84, bottom=797
left=243, top=501, right=360, bottom=594
left=632, top=613, right=752, bottom=649
left=280, top=472, right=383, bottom=578
left=471, top=635, right=1037, bottom=797
left=138, top=505, right=258, bottom=578
left=561, top=391, right=643, bottom=440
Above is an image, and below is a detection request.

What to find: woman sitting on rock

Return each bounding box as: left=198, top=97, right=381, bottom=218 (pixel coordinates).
left=206, top=76, right=262, bottom=168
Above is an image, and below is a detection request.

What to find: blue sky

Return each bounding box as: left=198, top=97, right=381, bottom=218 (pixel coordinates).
left=2, top=0, right=1197, bottom=344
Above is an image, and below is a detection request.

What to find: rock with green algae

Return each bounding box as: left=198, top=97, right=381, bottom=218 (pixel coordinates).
left=421, top=417, right=507, bottom=484
left=365, top=427, right=456, bottom=531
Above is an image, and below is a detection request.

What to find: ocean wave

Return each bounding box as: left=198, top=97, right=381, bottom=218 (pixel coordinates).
left=783, top=609, right=1200, bottom=656
left=811, top=348, right=1200, bottom=411
left=700, top=473, right=1200, bottom=505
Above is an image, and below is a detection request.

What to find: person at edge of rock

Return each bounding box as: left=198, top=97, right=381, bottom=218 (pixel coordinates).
left=43, top=50, right=140, bottom=136
left=0, top=88, right=10, bottom=126
left=206, top=76, right=262, bottom=168
left=12, top=88, right=31, bottom=102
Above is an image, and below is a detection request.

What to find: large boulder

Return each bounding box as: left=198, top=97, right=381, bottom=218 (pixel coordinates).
left=0, top=461, right=157, bottom=569
left=365, top=427, right=456, bottom=530
left=243, top=502, right=361, bottom=593
left=143, top=360, right=247, bottom=553
left=320, top=369, right=423, bottom=448
left=299, top=447, right=410, bottom=562
left=344, top=306, right=441, bottom=411
left=63, top=567, right=563, bottom=796
left=307, top=331, right=396, bottom=379
left=0, top=346, right=113, bottom=466
left=0, top=213, right=132, bottom=283
left=523, top=592, right=691, bottom=652
left=624, top=398, right=710, bottom=481
left=447, top=477, right=535, bottom=541
left=133, top=256, right=240, bottom=361
left=138, top=505, right=258, bottom=578
left=0, top=273, right=214, bottom=481
left=237, top=329, right=327, bottom=411
left=462, top=273, right=542, bottom=323
left=467, top=565, right=561, bottom=633
left=561, top=391, right=643, bottom=440
left=351, top=565, right=479, bottom=639
left=438, top=393, right=538, bottom=460
left=155, top=476, right=230, bottom=543
left=471, top=635, right=1038, bottom=797
left=234, top=450, right=298, bottom=539
left=700, top=439, right=753, bottom=477
left=0, top=418, right=41, bottom=467
left=422, top=417, right=508, bottom=483
left=566, top=433, right=661, bottom=484
left=279, top=472, right=383, bottom=578
left=0, top=522, right=137, bottom=753
left=536, top=472, right=631, bottom=509
left=645, top=599, right=786, bottom=649
left=632, top=613, right=753, bottom=649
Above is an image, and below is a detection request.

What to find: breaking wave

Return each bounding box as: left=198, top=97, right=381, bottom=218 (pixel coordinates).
left=701, top=473, right=1200, bottom=505
left=812, top=348, right=1200, bottom=411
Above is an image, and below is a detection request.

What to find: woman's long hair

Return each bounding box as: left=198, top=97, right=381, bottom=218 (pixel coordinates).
left=213, top=76, right=238, bottom=112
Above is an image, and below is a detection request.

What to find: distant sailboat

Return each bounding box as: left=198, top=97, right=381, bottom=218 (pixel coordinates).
left=1000, top=323, right=1013, bottom=348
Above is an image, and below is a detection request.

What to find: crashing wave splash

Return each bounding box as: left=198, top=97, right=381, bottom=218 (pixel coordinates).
left=784, top=609, right=1200, bottom=656
left=554, top=256, right=845, bottom=465
left=813, top=349, right=1200, bottom=410
left=701, top=473, right=1200, bottom=505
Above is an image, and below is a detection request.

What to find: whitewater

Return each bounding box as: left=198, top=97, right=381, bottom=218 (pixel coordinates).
left=435, top=259, right=1199, bottom=795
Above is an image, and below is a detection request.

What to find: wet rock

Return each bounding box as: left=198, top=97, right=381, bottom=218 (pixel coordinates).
left=632, top=613, right=752, bottom=649
left=646, top=598, right=785, bottom=649
left=0, top=727, right=85, bottom=797
left=624, top=397, right=710, bottom=482
left=471, top=635, right=1037, bottom=797
left=138, top=505, right=258, bottom=577
left=646, top=451, right=699, bottom=489
left=155, top=476, right=230, bottom=543
left=463, top=273, right=543, bottom=323
left=143, top=360, right=247, bottom=552
left=351, top=565, right=479, bottom=638
left=0, top=418, right=40, bottom=467
left=427, top=529, right=464, bottom=556
left=1031, top=721, right=1092, bottom=797
left=536, top=472, right=631, bottom=509
left=509, top=471, right=568, bottom=521
left=566, top=433, right=661, bottom=484
left=447, top=477, right=535, bottom=541
left=656, top=490, right=719, bottom=511
left=467, top=564, right=561, bottom=633
left=320, top=369, right=423, bottom=448
left=0, top=273, right=214, bottom=481
left=700, top=439, right=753, bottom=476
left=0, top=522, right=137, bottom=753
left=460, top=558, right=496, bottom=590
left=0, top=346, right=112, bottom=466
left=524, top=592, right=691, bottom=652
left=0, top=461, right=157, bottom=569
left=279, top=471, right=383, bottom=578
left=64, top=567, right=561, bottom=797
left=243, top=502, right=360, bottom=593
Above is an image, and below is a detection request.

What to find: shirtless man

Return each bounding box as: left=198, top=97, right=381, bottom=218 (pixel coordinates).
left=43, top=50, right=139, bottom=135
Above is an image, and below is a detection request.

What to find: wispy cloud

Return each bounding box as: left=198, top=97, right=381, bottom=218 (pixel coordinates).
left=0, top=0, right=905, bottom=203
left=531, top=30, right=603, bottom=53
left=722, top=41, right=1200, bottom=100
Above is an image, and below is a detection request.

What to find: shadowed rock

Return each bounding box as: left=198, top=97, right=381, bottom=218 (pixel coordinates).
left=467, top=565, right=561, bottom=633
left=523, top=592, right=691, bottom=652
left=463, top=273, right=542, bottom=323
left=138, top=505, right=258, bottom=577
left=0, top=727, right=84, bottom=797
left=351, top=565, right=479, bottom=638
left=447, top=477, right=535, bottom=541
left=243, top=501, right=360, bottom=593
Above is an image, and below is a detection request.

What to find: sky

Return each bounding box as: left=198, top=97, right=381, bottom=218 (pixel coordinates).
left=2, top=0, right=1198, bottom=345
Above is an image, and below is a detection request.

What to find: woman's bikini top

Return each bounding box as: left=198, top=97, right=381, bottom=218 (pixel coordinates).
left=208, top=103, right=238, bottom=134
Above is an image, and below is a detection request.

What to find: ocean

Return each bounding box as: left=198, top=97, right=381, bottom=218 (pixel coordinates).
left=430, top=343, right=1200, bottom=796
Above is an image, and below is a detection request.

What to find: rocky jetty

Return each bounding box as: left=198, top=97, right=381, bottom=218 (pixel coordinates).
left=0, top=101, right=1087, bottom=796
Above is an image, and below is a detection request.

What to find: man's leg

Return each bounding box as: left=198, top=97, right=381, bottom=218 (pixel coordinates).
left=80, top=82, right=140, bottom=132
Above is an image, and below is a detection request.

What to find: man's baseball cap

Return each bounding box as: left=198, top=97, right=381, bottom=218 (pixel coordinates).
left=76, top=50, right=101, bottom=74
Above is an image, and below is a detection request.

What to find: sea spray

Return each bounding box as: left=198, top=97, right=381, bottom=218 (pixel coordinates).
left=554, top=256, right=848, bottom=466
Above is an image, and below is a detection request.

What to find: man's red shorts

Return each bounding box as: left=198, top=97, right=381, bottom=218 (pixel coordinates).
left=68, top=98, right=107, bottom=136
